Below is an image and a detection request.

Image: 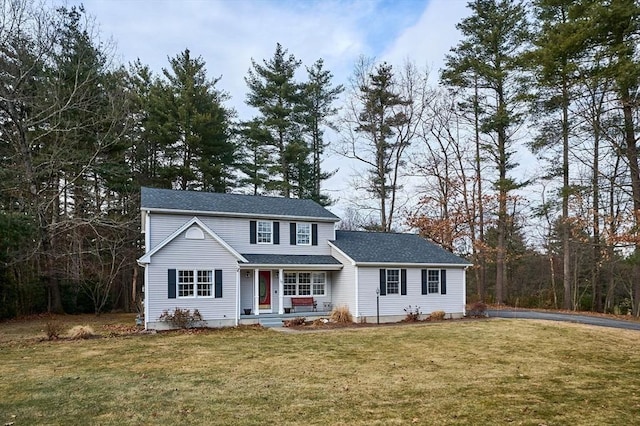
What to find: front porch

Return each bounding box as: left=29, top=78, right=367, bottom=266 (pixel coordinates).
left=238, top=256, right=342, bottom=318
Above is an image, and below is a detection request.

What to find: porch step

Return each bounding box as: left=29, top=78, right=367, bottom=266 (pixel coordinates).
left=259, top=317, right=285, bottom=328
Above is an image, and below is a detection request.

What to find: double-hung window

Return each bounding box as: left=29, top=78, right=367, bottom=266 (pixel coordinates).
left=296, top=223, right=311, bottom=245
left=257, top=221, right=272, bottom=244
left=312, top=272, right=326, bottom=295
left=298, top=272, right=311, bottom=295
left=284, top=273, right=297, bottom=296
left=197, top=270, right=213, bottom=297
left=178, top=270, right=213, bottom=298
left=386, top=269, right=400, bottom=294
left=428, top=269, right=440, bottom=294
left=178, top=270, right=194, bottom=297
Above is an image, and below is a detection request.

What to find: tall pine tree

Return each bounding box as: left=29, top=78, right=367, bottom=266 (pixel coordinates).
left=442, top=0, right=530, bottom=304
left=244, top=43, right=305, bottom=198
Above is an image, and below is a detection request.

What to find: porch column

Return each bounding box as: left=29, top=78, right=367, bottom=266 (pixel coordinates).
left=235, top=269, right=240, bottom=326
left=254, top=268, right=259, bottom=315
left=278, top=268, right=284, bottom=314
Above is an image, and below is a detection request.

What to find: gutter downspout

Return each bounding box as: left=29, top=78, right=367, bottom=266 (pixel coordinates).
left=354, top=266, right=359, bottom=322
left=144, top=211, right=150, bottom=330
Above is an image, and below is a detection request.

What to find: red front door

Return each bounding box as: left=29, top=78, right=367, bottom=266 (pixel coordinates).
left=259, top=270, right=271, bottom=309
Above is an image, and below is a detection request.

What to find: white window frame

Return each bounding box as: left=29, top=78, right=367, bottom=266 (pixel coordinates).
left=312, top=272, right=326, bottom=296
left=298, top=272, right=311, bottom=295
left=386, top=269, right=400, bottom=295
left=296, top=223, right=311, bottom=245
left=257, top=221, right=272, bottom=244
left=284, top=272, right=297, bottom=296
left=428, top=269, right=440, bottom=294
left=178, top=269, right=213, bottom=298
left=283, top=271, right=326, bottom=296
left=197, top=270, right=213, bottom=297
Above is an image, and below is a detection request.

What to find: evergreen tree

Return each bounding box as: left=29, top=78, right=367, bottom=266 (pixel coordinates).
left=441, top=0, right=530, bottom=304
left=349, top=61, right=411, bottom=232
left=244, top=43, right=305, bottom=197
left=154, top=49, right=236, bottom=192
left=576, top=0, right=640, bottom=315
left=301, top=59, right=343, bottom=205
left=528, top=0, right=583, bottom=310
left=237, top=118, right=274, bottom=195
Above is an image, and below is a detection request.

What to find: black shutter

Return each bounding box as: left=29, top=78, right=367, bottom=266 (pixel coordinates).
left=421, top=269, right=428, bottom=295
left=214, top=269, right=223, bottom=298
left=273, top=222, right=280, bottom=245
left=312, top=224, right=318, bottom=246
left=168, top=269, right=176, bottom=299
left=249, top=221, right=256, bottom=244
left=290, top=222, right=297, bottom=245
left=401, top=269, right=407, bottom=295
left=440, top=269, right=447, bottom=295
left=379, top=269, right=386, bottom=296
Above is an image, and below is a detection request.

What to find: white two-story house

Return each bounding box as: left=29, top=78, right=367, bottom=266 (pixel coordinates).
left=137, top=187, right=471, bottom=329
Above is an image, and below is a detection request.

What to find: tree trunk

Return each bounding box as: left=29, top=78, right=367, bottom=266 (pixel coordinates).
left=562, top=77, right=571, bottom=310
left=622, top=94, right=640, bottom=316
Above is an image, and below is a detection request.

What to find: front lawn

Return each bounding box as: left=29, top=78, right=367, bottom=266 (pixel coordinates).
left=1, top=316, right=639, bottom=425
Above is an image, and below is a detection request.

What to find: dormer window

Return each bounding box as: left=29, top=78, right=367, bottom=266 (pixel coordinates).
left=257, top=221, right=272, bottom=244
left=296, top=223, right=311, bottom=245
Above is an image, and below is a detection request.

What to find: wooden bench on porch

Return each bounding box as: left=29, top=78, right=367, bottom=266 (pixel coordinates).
left=291, top=297, right=317, bottom=312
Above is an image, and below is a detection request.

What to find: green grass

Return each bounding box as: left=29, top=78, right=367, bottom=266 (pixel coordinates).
left=1, top=315, right=640, bottom=425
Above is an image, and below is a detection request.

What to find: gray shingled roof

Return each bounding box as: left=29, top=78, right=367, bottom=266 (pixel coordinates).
left=141, top=187, right=339, bottom=221
left=241, top=254, right=342, bottom=265
left=332, top=230, right=471, bottom=265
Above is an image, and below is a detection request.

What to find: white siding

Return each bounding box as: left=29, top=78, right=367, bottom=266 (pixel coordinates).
left=357, top=267, right=466, bottom=320
left=145, top=228, right=239, bottom=329
left=329, top=247, right=357, bottom=317
left=149, top=213, right=335, bottom=255
left=148, top=214, right=191, bottom=249
left=240, top=271, right=254, bottom=314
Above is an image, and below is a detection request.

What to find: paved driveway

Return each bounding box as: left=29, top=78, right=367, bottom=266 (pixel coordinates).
left=486, top=309, right=640, bottom=331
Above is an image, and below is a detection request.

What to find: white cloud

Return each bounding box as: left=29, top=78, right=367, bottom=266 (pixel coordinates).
left=382, top=0, right=471, bottom=81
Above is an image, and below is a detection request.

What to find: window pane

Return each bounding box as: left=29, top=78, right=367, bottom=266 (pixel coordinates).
left=178, top=270, right=194, bottom=297
left=312, top=283, right=325, bottom=296
left=284, top=273, right=297, bottom=284
left=197, top=270, right=212, bottom=297
left=298, top=284, right=311, bottom=295
left=284, top=284, right=296, bottom=296
left=297, top=223, right=311, bottom=245
left=312, top=272, right=325, bottom=284
left=387, top=269, right=399, bottom=294
left=428, top=270, right=440, bottom=294
left=257, top=221, right=272, bottom=243
left=298, top=273, right=311, bottom=283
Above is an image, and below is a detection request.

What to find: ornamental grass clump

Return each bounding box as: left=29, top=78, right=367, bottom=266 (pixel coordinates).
left=430, top=310, right=446, bottom=321
left=67, top=325, right=96, bottom=340
left=330, top=305, right=353, bottom=323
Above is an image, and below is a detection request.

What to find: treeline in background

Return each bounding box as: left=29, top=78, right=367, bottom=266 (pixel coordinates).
left=2, top=0, right=640, bottom=318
